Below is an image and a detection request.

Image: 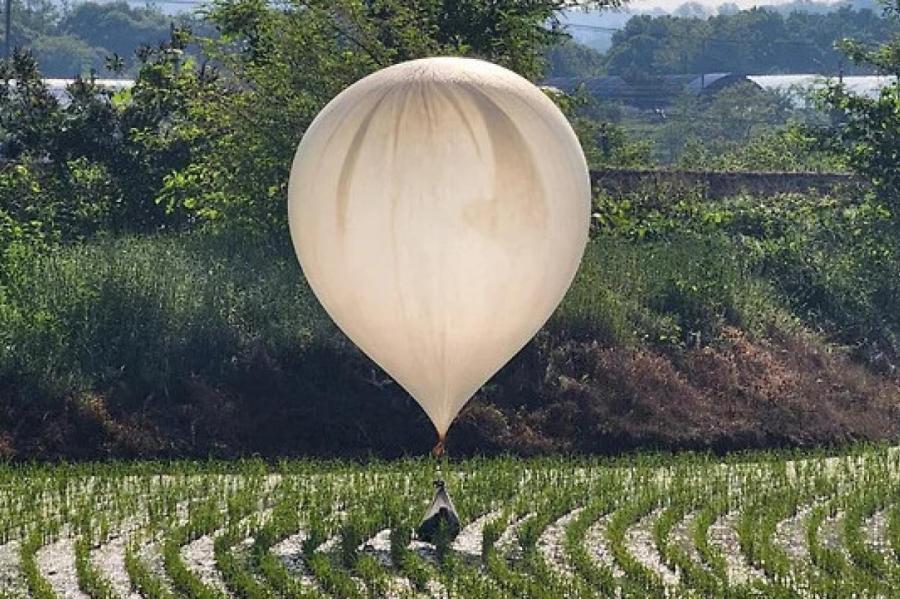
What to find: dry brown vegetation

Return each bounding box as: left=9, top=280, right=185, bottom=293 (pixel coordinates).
left=4, top=326, right=898, bottom=460
left=1, top=188, right=898, bottom=461
left=459, top=327, right=900, bottom=455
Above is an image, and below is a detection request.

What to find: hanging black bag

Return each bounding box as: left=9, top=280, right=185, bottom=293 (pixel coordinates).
left=417, top=479, right=461, bottom=544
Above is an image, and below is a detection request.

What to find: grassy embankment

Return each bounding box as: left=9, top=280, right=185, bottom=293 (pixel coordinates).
left=0, top=183, right=898, bottom=459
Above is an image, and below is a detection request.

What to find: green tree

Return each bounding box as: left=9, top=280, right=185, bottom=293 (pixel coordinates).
left=1, top=0, right=627, bottom=241
left=56, top=2, right=172, bottom=70
left=161, top=0, right=622, bottom=229
left=0, top=29, right=214, bottom=240
left=820, top=0, right=900, bottom=213
left=545, top=38, right=606, bottom=77
left=8, top=0, right=60, bottom=40
left=0, top=0, right=203, bottom=77
left=603, top=6, right=895, bottom=76
left=650, top=83, right=795, bottom=164
left=29, top=34, right=105, bottom=76
left=550, top=87, right=651, bottom=168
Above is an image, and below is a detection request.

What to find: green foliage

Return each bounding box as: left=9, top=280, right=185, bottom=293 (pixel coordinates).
left=6, top=0, right=197, bottom=77
left=0, top=232, right=328, bottom=405
left=587, top=182, right=899, bottom=359
left=161, top=0, right=620, bottom=230
left=0, top=225, right=745, bottom=413
left=557, top=233, right=780, bottom=349
left=545, top=38, right=606, bottom=77
left=677, top=125, right=843, bottom=172
left=819, top=1, right=900, bottom=216
left=603, top=6, right=896, bottom=76
left=574, top=77, right=835, bottom=168
left=57, top=2, right=173, bottom=68
left=0, top=33, right=215, bottom=239
left=1, top=182, right=897, bottom=441
left=550, top=88, right=653, bottom=169
left=339, top=518, right=364, bottom=567
left=28, top=34, right=106, bottom=76
left=650, top=83, right=801, bottom=164
left=4, top=446, right=900, bottom=598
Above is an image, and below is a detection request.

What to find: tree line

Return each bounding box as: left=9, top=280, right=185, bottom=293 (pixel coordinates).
left=549, top=5, right=897, bottom=77
left=1, top=0, right=202, bottom=76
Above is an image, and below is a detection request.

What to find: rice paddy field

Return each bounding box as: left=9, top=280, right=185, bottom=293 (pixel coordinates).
left=2, top=446, right=900, bottom=598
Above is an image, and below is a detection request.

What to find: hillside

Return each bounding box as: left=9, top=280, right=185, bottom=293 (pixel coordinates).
left=1, top=184, right=898, bottom=459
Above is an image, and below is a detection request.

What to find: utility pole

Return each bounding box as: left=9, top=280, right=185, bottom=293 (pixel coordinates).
left=3, top=0, right=10, bottom=61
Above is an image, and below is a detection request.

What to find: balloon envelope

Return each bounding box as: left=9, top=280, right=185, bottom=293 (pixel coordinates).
left=288, top=57, right=590, bottom=439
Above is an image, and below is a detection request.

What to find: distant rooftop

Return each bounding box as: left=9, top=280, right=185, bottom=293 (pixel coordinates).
left=543, top=73, right=896, bottom=108
left=542, top=73, right=752, bottom=108
left=748, top=74, right=896, bottom=100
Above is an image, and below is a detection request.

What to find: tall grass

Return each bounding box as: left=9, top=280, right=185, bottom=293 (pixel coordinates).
left=553, top=235, right=788, bottom=347
left=0, top=228, right=792, bottom=405
left=0, top=233, right=336, bottom=403
left=0, top=188, right=898, bottom=457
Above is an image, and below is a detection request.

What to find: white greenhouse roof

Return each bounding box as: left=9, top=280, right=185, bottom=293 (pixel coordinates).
left=749, top=74, right=895, bottom=100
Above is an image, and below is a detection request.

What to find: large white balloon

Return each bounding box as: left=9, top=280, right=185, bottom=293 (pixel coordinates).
left=288, top=57, right=590, bottom=441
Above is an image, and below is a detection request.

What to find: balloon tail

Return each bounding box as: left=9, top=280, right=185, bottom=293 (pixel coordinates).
left=431, top=436, right=446, bottom=459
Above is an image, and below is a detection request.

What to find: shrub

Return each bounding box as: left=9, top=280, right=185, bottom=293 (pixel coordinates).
left=0, top=231, right=330, bottom=404
left=554, top=235, right=785, bottom=348
left=0, top=183, right=898, bottom=457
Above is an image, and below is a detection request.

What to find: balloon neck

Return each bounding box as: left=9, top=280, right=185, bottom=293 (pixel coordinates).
left=431, top=436, right=446, bottom=459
